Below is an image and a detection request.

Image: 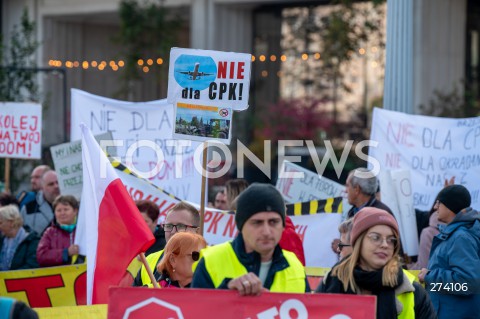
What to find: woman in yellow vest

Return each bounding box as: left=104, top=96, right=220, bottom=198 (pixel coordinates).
left=153, top=232, right=206, bottom=288
left=317, top=207, right=436, bottom=319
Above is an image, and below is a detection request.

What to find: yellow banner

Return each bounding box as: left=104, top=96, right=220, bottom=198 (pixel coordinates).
left=0, top=264, right=86, bottom=307
left=35, top=305, right=107, bottom=319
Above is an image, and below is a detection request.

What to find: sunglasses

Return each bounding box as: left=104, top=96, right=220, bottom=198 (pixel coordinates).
left=187, top=251, right=200, bottom=261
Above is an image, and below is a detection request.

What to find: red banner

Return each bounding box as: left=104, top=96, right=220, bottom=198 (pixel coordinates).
left=108, top=287, right=376, bottom=319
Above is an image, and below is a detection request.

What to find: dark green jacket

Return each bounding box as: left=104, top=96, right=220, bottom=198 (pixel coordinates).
left=0, top=230, right=40, bottom=270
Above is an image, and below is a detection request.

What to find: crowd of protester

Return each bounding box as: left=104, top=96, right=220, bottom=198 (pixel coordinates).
left=1, top=164, right=479, bottom=319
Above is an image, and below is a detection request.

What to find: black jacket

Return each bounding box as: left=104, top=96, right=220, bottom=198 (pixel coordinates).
left=317, top=268, right=437, bottom=319
left=191, top=233, right=310, bottom=292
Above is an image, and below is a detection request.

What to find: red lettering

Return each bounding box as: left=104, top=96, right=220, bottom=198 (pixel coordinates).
left=203, top=211, right=212, bottom=223
left=20, top=115, right=28, bottom=130
left=217, top=61, right=227, bottom=78
left=222, top=214, right=238, bottom=237
left=294, top=225, right=307, bottom=243
left=74, top=271, right=87, bottom=305
left=206, top=212, right=225, bottom=234
left=237, top=62, right=245, bottom=79
left=229, top=61, right=235, bottom=79
left=5, top=275, right=65, bottom=307
left=29, top=116, right=38, bottom=131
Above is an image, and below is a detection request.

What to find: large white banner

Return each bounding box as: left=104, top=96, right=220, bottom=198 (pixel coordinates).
left=276, top=161, right=352, bottom=215
left=0, top=102, right=42, bottom=159
left=70, top=89, right=202, bottom=203
left=370, top=107, right=480, bottom=211
left=113, top=164, right=340, bottom=268
left=378, top=170, right=418, bottom=256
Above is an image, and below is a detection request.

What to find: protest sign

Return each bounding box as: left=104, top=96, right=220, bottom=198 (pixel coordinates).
left=167, top=48, right=251, bottom=144
left=108, top=287, right=376, bottom=319
left=167, top=48, right=251, bottom=111
left=0, top=102, right=42, bottom=159
left=378, top=170, right=418, bottom=256
left=70, top=89, right=202, bottom=203
left=51, top=132, right=113, bottom=198
left=276, top=160, right=352, bottom=215
left=370, top=107, right=480, bottom=210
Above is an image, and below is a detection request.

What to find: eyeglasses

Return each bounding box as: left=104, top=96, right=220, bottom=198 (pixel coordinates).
left=366, top=233, right=398, bottom=248
left=161, top=223, right=198, bottom=232
left=337, top=242, right=351, bottom=252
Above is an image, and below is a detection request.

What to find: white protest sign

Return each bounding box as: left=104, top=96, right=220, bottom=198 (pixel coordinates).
left=0, top=102, right=42, bottom=159
left=50, top=132, right=113, bottom=198
left=199, top=209, right=341, bottom=268
left=70, top=89, right=202, bottom=203
left=378, top=170, right=418, bottom=256
left=276, top=160, right=352, bottom=215
left=370, top=107, right=480, bottom=211
left=167, top=48, right=251, bottom=111
left=116, top=168, right=180, bottom=218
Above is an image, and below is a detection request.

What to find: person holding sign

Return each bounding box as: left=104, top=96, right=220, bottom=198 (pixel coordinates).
left=155, top=232, right=207, bottom=288
left=191, top=183, right=309, bottom=294
left=418, top=185, right=480, bottom=319
left=317, top=207, right=436, bottom=319
left=36, top=195, right=82, bottom=267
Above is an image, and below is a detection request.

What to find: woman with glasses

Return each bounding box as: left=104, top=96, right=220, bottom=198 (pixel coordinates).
left=156, top=232, right=207, bottom=288
left=317, top=207, right=436, bottom=319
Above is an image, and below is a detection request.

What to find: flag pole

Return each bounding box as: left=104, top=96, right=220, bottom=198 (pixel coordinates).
left=139, top=252, right=160, bottom=288
left=199, top=142, right=208, bottom=236
left=4, top=158, right=11, bottom=193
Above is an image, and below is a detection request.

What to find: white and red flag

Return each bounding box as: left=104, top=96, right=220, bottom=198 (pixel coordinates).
left=76, top=124, right=154, bottom=304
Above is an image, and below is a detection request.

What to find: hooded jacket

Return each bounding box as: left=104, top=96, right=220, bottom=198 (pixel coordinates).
left=425, top=207, right=480, bottom=319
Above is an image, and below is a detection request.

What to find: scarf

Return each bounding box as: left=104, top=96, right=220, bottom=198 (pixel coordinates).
left=353, top=266, right=403, bottom=319
left=0, top=227, right=28, bottom=270
left=59, top=224, right=76, bottom=233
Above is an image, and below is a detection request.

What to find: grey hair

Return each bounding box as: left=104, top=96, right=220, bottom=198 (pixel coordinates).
left=0, top=204, right=23, bottom=229
left=338, top=218, right=354, bottom=242
left=349, top=168, right=378, bottom=196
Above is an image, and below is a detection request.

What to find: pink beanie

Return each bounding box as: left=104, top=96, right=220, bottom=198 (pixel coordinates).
left=350, top=207, right=399, bottom=246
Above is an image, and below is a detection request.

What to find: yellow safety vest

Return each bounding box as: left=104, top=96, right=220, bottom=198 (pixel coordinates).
left=200, top=242, right=306, bottom=293
left=397, top=269, right=416, bottom=319
left=140, top=249, right=164, bottom=286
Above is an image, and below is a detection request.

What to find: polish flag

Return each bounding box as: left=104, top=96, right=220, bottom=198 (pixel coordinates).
left=76, top=124, right=154, bottom=304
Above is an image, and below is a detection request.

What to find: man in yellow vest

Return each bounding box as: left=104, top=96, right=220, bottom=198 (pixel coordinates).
left=192, top=183, right=310, bottom=295
left=133, top=202, right=200, bottom=286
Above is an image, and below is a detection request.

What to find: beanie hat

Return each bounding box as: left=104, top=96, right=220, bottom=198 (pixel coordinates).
left=235, top=183, right=286, bottom=231
left=350, top=207, right=399, bottom=247
left=437, top=184, right=471, bottom=214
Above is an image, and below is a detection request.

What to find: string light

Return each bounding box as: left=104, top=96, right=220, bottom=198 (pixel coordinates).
left=259, top=55, right=266, bottom=62
left=156, top=58, right=163, bottom=65
left=147, top=59, right=153, bottom=65
left=143, top=66, right=149, bottom=73
left=280, top=55, right=287, bottom=62
left=359, top=48, right=366, bottom=55
left=270, top=55, right=276, bottom=62
left=301, top=53, right=308, bottom=60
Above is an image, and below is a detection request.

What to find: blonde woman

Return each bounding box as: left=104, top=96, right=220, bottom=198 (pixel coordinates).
left=0, top=205, right=39, bottom=270
left=317, top=207, right=436, bottom=319
left=156, top=232, right=207, bottom=288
